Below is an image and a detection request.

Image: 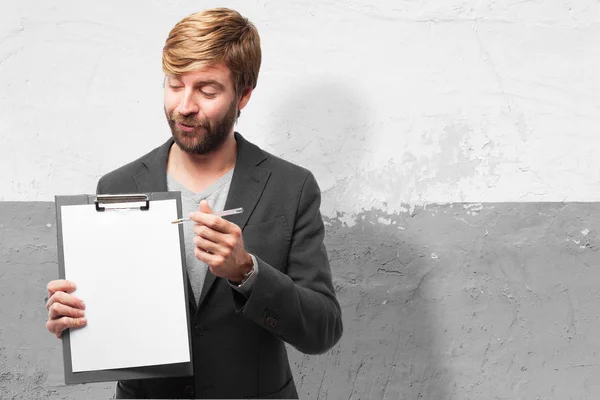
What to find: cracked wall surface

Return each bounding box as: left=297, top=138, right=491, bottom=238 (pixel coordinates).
left=1, top=0, right=599, bottom=212
left=2, top=202, right=600, bottom=399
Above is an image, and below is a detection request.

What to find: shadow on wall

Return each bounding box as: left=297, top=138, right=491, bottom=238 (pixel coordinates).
left=264, top=79, right=454, bottom=399
left=258, top=78, right=374, bottom=219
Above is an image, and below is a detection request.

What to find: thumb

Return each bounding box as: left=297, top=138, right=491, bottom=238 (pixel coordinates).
left=199, top=200, right=213, bottom=214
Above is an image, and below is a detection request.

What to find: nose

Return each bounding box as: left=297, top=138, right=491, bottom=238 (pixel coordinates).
left=177, top=89, right=199, bottom=116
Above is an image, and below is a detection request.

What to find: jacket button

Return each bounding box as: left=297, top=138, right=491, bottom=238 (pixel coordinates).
left=265, top=316, right=278, bottom=328
left=184, top=385, right=194, bottom=396
left=194, top=324, right=204, bottom=336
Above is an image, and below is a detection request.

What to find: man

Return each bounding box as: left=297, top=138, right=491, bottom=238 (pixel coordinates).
left=44, top=8, right=343, bottom=399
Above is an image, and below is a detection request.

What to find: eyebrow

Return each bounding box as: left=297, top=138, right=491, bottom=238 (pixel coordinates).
left=194, top=80, right=225, bottom=91
left=167, top=76, right=225, bottom=91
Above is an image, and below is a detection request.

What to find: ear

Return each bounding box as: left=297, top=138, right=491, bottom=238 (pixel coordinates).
left=237, top=87, right=253, bottom=111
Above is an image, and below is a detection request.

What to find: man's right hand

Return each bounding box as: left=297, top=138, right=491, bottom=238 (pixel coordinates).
left=45, top=279, right=87, bottom=339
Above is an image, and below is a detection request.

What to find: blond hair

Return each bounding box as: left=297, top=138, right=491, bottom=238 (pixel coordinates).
left=162, top=8, right=261, bottom=95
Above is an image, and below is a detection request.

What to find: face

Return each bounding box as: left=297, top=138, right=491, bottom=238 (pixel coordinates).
left=164, top=63, right=251, bottom=155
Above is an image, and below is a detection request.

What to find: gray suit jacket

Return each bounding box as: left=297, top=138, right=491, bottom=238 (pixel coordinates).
left=96, top=132, right=343, bottom=399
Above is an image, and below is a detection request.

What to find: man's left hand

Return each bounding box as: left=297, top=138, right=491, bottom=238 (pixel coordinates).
left=190, top=200, right=253, bottom=284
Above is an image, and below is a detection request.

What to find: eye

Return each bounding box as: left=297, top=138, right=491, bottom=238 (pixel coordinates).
left=167, top=77, right=184, bottom=89
left=200, top=91, right=217, bottom=98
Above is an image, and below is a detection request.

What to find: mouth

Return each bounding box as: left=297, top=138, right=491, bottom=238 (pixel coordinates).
left=176, top=122, right=197, bottom=133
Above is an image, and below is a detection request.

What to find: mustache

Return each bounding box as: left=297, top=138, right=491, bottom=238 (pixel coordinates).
left=170, top=113, right=209, bottom=128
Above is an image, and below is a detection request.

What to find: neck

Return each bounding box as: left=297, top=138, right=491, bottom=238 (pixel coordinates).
left=167, top=132, right=237, bottom=193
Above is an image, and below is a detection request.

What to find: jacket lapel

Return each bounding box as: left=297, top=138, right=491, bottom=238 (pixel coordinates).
left=133, top=139, right=172, bottom=193
left=196, top=132, right=271, bottom=312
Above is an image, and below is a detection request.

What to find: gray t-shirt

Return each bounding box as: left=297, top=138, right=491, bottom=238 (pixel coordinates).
left=167, top=169, right=234, bottom=303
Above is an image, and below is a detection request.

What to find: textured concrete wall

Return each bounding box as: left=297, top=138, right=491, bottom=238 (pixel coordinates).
left=2, top=1, right=600, bottom=399
left=1, top=1, right=600, bottom=209
left=2, top=202, right=600, bottom=399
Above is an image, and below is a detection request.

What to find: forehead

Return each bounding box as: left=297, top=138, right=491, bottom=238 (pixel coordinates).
left=169, top=62, right=233, bottom=87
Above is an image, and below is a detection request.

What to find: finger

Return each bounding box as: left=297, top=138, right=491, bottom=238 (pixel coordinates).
left=188, top=200, right=214, bottom=223
left=194, top=235, right=229, bottom=256
left=46, top=317, right=87, bottom=337
left=48, top=302, right=85, bottom=320
left=199, top=200, right=213, bottom=214
left=193, top=224, right=229, bottom=242
left=188, top=211, right=220, bottom=228
left=47, top=280, right=76, bottom=297
left=194, top=225, right=239, bottom=255
left=194, top=246, right=223, bottom=266
left=46, top=291, right=85, bottom=312
left=190, top=213, right=234, bottom=234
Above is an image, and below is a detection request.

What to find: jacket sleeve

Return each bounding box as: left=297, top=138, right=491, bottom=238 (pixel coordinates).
left=231, top=172, right=343, bottom=354
left=96, top=179, right=105, bottom=195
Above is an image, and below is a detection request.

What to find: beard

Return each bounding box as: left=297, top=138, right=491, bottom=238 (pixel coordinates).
left=165, top=101, right=238, bottom=155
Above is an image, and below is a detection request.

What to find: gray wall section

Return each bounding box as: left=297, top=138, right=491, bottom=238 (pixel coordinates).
left=1, top=202, right=598, bottom=399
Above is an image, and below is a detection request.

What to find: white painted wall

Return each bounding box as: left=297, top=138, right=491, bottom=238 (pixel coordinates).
left=1, top=0, right=599, bottom=218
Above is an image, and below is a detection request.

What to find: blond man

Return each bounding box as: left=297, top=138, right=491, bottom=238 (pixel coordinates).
left=44, top=7, right=342, bottom=399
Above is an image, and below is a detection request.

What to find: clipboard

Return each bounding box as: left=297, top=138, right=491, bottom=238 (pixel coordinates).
left=54, top=192, right=193, bottom=384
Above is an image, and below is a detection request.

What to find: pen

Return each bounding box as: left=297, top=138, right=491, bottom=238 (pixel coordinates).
left=171, top=207, right=244, bottom=224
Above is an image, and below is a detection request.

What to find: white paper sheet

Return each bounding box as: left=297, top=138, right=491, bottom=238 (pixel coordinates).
left=60, top=199, right=190, bottom=372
